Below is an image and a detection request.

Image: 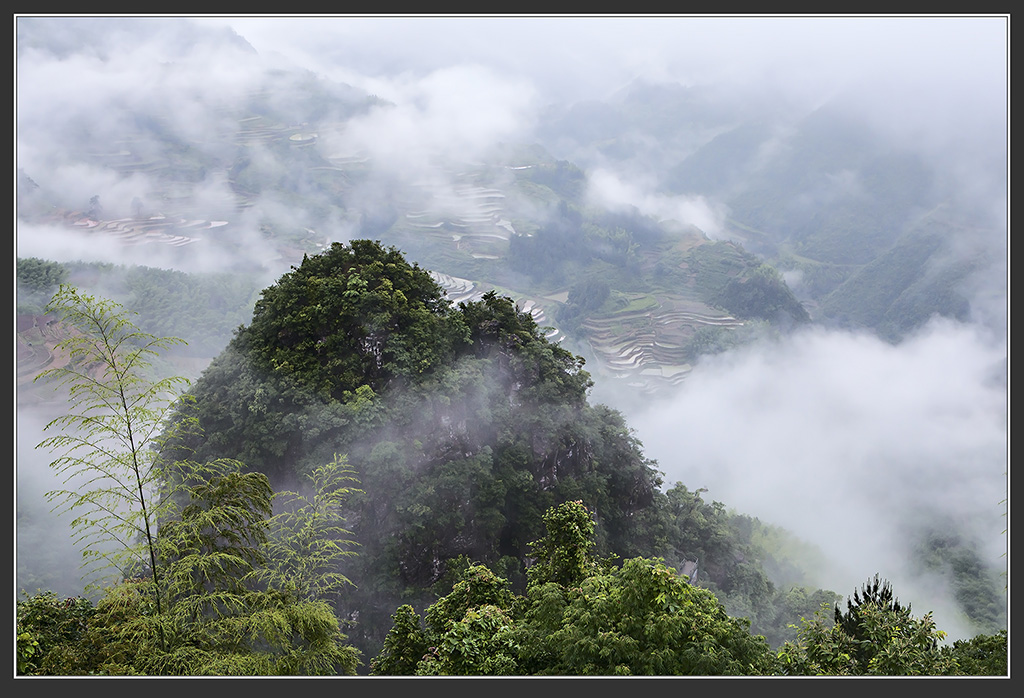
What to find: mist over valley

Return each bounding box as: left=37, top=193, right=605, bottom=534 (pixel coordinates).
left=15, top=16, right=1008, bottom=670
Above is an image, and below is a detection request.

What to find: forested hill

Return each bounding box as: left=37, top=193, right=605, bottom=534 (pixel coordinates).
left=159, top=239, right=840, bottom=658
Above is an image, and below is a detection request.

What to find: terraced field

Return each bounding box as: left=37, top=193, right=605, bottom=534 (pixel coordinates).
left=581, top=296, right=743, bottom=391
left=387, top=164, right=532, bottom=262
left=68, top=214, right=227, bottom=248
left=16, top=314, right=69, bottom=404
left=22, top=110, right=753, bottom=397
left=429, top=271, right=563, bottom=344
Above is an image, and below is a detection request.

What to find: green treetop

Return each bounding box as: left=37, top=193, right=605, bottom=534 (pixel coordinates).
left=244, top=239, right=468, bottom=402
left=371, top=500, right=777, bottom=676
left=776, top=575, right=962, bottom=676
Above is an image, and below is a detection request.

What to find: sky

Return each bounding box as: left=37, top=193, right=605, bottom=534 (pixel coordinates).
left=196, top=16, right=1009, bottom=193
left=199, top=15, right=1006, bottom=106
left=15, top=14, right=1009, bottom=639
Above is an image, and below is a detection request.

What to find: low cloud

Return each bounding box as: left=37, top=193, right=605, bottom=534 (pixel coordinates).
left=329, top=63, right=539, bottom=175
left=628, top=317, right=1006, bottom=638
left=586, top=167, right=727, bottom=237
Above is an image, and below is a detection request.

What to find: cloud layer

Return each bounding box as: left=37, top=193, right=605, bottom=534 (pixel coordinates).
left=629, top=317, right=1007, bottom=638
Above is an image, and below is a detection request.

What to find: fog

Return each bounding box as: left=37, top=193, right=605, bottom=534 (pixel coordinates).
left=623, top=318, right=1006, bottom=640
left=17, top=16, right=1007, bottom=270
left=16, top=15, right=1007, bottom=639
left=586, top=168, right=729, bottom=238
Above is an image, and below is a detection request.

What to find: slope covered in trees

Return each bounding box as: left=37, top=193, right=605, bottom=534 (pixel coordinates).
left=371, top=501, right=779, bottom=676
left=150, top=240, right=843, bottom=661
left=17, top=259, right=1006, bottom=675
left=366, top=502, right=1006, bottom=676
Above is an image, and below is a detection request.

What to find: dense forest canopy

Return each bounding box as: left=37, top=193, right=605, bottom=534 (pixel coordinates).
left=162, top=242, right=664, bottom=637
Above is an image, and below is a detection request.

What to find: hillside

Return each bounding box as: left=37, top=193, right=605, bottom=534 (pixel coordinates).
left=17, top=79, right=810, bottom=396
left=149, top=240, right=847, bottom=659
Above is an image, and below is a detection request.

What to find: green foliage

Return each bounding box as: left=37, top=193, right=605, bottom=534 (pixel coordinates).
left=163, top=241, right=838, bottom=659
left=34, top=285, right=192, bottom=598
left=812, top=208, right=992, bottom=341
left=155, top=460, right=275, bottom=605
left=368, top=604, right=429, bottom=675
left=567, top=277, right=611, bottom=310
left=118, top=265, right=262, bottom=357
left=639, top=483, right=841, bottom=648
left=372, top=565, right=520, bottom=676
left=21, top=461, right=362, bottom=676
left=685, top=240, right=755, bottom=296
left=17, top=629, right=39, bottom=674
left=909, top=530, right=1007, bottom=634
left=684, top=242, right=810, bottom=323
left=244, top=239, right=467, bottom=401
left=170, top=247, right=658, bottom=603
left=423, top=565, right=519, bottom=639
left=372, top=502, right=777, bottom=676
left=17, top=257, right=68, bottom=312
left=141, top=462, right=359, bottom=676
left=713, top=263, right=810, bottom=322
left=16, top=591, right=96, bottom=675
left=258, top=453, right=363, bottom=602
left=18, top=256, right=69, bottom=289
left=557, top=276, right=611, bottom=332
left=18, top=260, right=265, bottom=362
left=506, top=201, right=649, bottom=288
left=941, top=630, right=1008, bottom=676
left=526, top=500, right=598, bottom=587
left=507, top=201, right=585, bottom=282
left=460, top=289, right=593, bottom=404
left=776, top=576, right=959, bottom=675
left=27, top=288, right=361, bottom=675
left=521, top=160, right=586, bottom=201
left=418, top=604, right=520, bottom=675
left=524, top=557, right=777, bottom=676
left=718, top=107, right=938, bottom=269
left=820, top=229, right=946, bottom=331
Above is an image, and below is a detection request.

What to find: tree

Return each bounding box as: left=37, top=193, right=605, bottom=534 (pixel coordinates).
left=16, top=591, right=96, bottom=675
left=776, top=575, right=960, bottom=675
left=243, top=239, right=468, bottom=402
left=417, top=603, right=520, bottom=675
left=19, top=459, right=362, bottom=676
left=371, top=564, right=520, bottom=676
left=526, top=500, right=598, bottom=587
left=714, top=262, right=810, bottom=323
left=368, top=604, right=429, bottom=676
left=942, top=630, right=1008, bottom=676
left=119, top=460, right=361, bottom=676
left=16, top=257, right=68, bottom=312
left=371, top=501, right=778, bottom=676
left=33, top=285, right=193, bottom=619
left=516, top=506, right=777, bottom=677
left=28, top=287, right=361, bottom=674
left=258, top=453, right=363, bottom=603
left=521, top=556, right=778, bottom=676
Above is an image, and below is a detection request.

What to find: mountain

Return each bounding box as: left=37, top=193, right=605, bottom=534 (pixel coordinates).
left=16, top=18, right=1006, bottom=661
left=532, top=80, right=1003, bottom=343
left=155, top=239, right=847, bottom=659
